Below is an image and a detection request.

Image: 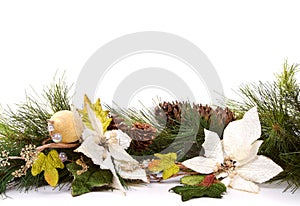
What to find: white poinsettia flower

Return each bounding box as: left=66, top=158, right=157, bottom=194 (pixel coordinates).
left=75, top=103, right=148, bottom=194
left=182, top=107, right=283, bottom=193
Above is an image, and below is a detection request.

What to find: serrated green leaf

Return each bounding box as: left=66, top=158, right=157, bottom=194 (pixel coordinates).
left=180, top=175, right=205, bottom=186
left=170, top=182, right=227, bottom=201
left=31, top=150, right=64, bottom=187
left=80, top=95, right=112, bottom=133
left=67, top=162, right=113, bottom=196
left=148, top=153, right=179, bottom=179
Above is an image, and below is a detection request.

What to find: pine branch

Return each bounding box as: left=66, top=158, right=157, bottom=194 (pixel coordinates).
left=107, top=101, right=234, bottom=162
left=0, top=72, right=73, bottom=194
left=227, top=60, right=300, bottom=192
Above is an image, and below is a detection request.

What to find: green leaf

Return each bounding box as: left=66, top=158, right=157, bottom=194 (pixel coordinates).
left=31, top=150, right=64, bottom=187
left=80, top=95, right=112, bottom=133
left=170, top=183, right=227, bottom=201
left=67, top=162, right=113, bottom=196
left=180, top=175, right=205, bottom=186
left=148, top=153, right=179, bottom=180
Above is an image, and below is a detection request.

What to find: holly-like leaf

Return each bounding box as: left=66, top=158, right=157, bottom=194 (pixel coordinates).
left=31, top=150, right=64, bottom=187
left=80, top=95, right=112, bottom=133
left=148, top=153, right=179, bottom=180
left=66, top=162, right=113, bottom=196
left=170, top=174, right=226, bottom=201
left=170, top=183, right=227, bottom=201
left=180, top=175, right=205, bottom=186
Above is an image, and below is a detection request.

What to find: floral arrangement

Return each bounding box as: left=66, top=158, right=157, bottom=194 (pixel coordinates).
left=0, top=62, right=299, bottom=201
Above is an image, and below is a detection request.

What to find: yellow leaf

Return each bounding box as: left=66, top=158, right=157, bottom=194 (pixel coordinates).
left=31, top=150, right=64, bottom=187
left=163, top=164, right=180, bottom=180
left=44, top=167, right=59, bottom=187
left=31, top=152, right=46, bottom=176
left=46, top=150, right=64, bottom=169
left=80, top=95, right=112, bottom=133
left=148, top=153, right=180, bottom=180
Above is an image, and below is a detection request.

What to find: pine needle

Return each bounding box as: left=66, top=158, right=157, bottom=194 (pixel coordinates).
left=227, top=60, right=300, bottom=192
left=0, top=72, right=72, bottom=194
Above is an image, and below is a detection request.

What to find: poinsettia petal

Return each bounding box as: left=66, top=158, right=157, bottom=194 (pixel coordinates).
left=221, top=177, right=231, bottom=186
left=105, top=130, right=132, bottom=149
left=223, top=107, right=261, bottom=160
left=86, top=103, right=104, bottom=135
left=229, top=174, right=259, bottom=193
left=237, top=155, right=283, bottom=184
left=109, top=144, right=148, bottom=182
left=102, top=152, right=126, bottom=194
left=81, top=128, right=97, bottom=141
left=236, top=140, right=263, bottom=166
left=182, top=156, right=216, bottom=174
left=74, top=135, right=106, bottom=166
left=217, top=172, right=228, bottom=179
left=203, top=129, right=223, bottom=163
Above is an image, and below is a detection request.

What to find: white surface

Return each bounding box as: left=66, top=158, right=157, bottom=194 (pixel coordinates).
left=4, top=180, right=300, bottom=206
left=0, top=0, right=300, bottom=205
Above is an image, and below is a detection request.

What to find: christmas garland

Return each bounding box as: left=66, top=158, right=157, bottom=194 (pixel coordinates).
left=0, top=62, right=299, bottom=201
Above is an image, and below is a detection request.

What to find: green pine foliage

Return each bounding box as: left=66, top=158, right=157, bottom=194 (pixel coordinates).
left=227, top=61, right=300, bottom=192
left=0, top=73, right=72, bottom=194
left=107, top=103, right=209, bottom=162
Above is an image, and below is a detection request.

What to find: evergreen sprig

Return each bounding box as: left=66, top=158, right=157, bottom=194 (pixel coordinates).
left=0, top=73, right=72, bottom=194
left=227, top=61, right=300, bottom=192
left=108, top=102, right=225, bottom=162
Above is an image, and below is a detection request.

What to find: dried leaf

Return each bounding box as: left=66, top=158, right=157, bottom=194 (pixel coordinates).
left=200, top=174, right=218, bottom=187
left=148, top=153, right=179, bottom=180
left=31, top=150, right=64, bottom=187
left=67, top=162, right=113, bottom=196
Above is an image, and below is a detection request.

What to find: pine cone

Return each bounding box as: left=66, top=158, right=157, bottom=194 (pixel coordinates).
left=155, top=101, right=235, bottom=128
left=107, top=114, right=129, bottom=131
left=193, top=104, right=235, bottom=127
left=129, top=122, right=157, bottom=152
left=108, top=115, right=157, bottom=152
left=154, top=101, right=182, bottom=125
left=108, top=102, right=235, bottom=154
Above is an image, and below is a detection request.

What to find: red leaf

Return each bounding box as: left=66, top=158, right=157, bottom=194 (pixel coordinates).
left=200, top=174, right=217, bottom=187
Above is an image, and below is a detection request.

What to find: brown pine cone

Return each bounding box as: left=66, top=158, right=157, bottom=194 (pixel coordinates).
left=155, top=101, right=235, bottom=128
left=129, top=122, right=157, bottom=152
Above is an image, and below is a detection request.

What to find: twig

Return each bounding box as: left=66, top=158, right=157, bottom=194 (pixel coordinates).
left=36, top=143, right=79, bottom=152
left=149, top=171, right=199, bottom=182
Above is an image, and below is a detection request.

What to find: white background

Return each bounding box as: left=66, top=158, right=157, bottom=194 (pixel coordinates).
left=0, top=0, right=300, bottom=205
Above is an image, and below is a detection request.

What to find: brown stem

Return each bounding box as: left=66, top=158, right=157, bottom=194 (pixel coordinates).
left=6, top=156, right=25, bottom=160
left=149, top=171, right=199, bottom=182
left=42, top=138, right=52, bottom=145
left=176, top=162, right=191, bottom=171
left=36, top=143, right=79, bottom=152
